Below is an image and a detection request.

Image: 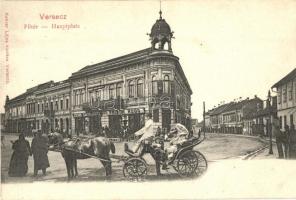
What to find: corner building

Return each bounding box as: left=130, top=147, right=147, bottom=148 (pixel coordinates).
left=4, top=12, right=192, bottom=136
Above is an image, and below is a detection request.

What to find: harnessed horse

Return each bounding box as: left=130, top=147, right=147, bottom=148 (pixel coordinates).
left=48, top=132, right=115, bottom=180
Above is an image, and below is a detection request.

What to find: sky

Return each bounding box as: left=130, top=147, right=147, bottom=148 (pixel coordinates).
left=0, top=0, right=296, bottom=120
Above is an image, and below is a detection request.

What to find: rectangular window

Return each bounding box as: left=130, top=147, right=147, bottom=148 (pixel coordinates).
left=283, top=87, right=287, bottom=103
left=109, top=85, right=115, bottom=99
left=284, top=115, right=287, bottom=128
left=80, top=92, right=84, bottom=104
left=116, top=84, right=122, bottom=98
left=278, top=89, right=282, bottom=104
left=289, top=84, right=293, bottom=100
left=60, top=99, right=63, bottom=110
left=55, top=100, right=58, bottom=110
left=152, top=81, right=158, bottom=96
left=66, top=99, right=69, bottom=109
left=97, top=90, right=102, bottom=101
left=41, top=104, right=44, bottom=112
left=37, top=104, right=40, bottom=113
left=163, top=80, right=170, bottom=94
left=137, top=82, right=144, bottom=97
left=290, top=114, right=294, bottom=127
left=279, top=116, right=282, bottom=129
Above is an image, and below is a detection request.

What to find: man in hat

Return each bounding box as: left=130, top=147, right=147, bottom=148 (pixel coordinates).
left=31, top=130, right=50, bottom=176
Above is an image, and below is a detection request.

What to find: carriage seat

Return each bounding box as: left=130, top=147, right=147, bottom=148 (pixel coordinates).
left=124, top=143, right=138, bottom=157
left=180, top=136, right=199, bottom=148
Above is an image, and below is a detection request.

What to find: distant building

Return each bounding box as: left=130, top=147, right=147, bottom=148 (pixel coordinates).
left=272, top=68, right=296, bottom=131
left=251, top=96, right=277, bottom=136
left=205, top=96, right=263, bottom=134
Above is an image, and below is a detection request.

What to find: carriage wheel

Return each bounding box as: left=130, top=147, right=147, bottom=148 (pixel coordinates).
left=176, top=150, right=199, bottom=177
left=123, top=158, right=148, bottom=180
left=193, top=151, right=208, bottom=176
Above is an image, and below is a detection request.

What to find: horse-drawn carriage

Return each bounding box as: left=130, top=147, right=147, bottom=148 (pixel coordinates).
left=122, top=134, right=207, bottom=179
left=48, top=130, right=207, bottom=180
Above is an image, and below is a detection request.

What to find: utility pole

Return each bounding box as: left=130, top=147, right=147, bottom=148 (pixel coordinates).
left=267, top=90, right=273, bottom=154
left=203, top=101, right=206, bottom=134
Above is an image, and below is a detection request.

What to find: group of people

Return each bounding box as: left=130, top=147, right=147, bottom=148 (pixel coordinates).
left=272, top=117, right=296, bottom=159
left=8, top=131, right=50, bottom=177
left=130, top=113, right=191, bottom=167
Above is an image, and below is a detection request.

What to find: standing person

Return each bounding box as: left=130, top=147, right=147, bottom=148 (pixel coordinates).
left=31, top=130, right=50, bottom=176
left=272, top=117, right=284, bottom=159
left=156, top=126, right=161, bottom=137
left=1, top=135, right=5, bottom=148
left=289, top=124, right=296, bottom=159
left=8, top=134, right=32, bottom=177
left=284, top=124, right=290, bottom=159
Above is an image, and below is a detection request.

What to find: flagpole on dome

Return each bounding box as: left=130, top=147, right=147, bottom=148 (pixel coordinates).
left=159, top=0, right=162, bottom=19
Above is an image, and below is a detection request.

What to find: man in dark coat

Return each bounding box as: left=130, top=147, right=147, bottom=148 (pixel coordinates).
left=272, top=117, right=284, bottom=159
left=8, top=134, right=32, bottom=177
left=31, top=131, right=50, bottom=176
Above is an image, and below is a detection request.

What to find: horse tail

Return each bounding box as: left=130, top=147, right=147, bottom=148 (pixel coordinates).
left=110, top=142, right=115, bottom=154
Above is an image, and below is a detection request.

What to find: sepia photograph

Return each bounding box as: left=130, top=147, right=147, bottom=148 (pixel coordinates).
left=0, top=0, right=296, bottom=199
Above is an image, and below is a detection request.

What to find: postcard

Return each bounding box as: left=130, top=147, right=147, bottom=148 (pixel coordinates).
left=1, top=0, right=296, bottom=199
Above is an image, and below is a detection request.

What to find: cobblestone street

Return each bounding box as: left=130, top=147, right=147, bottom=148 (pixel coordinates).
left=1, top=133, right=267, bottom=183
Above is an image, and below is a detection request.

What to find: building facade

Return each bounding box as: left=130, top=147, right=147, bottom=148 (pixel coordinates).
left=204, top=96, right=263, bottom=135
left=272, top=68, right=296, bottom=131
left=4, top=11, right=192, bottom=137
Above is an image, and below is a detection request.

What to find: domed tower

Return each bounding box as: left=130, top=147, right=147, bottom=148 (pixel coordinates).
left=149, top=10, right=174, bottom=52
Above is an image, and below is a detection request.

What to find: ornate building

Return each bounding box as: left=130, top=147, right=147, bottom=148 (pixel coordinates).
left=4, top=11, right=192, bottom=136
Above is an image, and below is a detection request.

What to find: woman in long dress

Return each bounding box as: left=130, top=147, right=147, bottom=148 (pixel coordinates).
left=8, top=134, right=32, bottom=177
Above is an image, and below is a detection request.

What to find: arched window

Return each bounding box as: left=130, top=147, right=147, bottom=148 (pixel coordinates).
left=128, top=80, right=135, bottom=98
left=137, top=79, right=144, bottom=97
left=163, top=75, right=170, bottom=94
left=152, top=76, right=158, bottom=95
left=116, top=82, right=123, bottom=98
left=109, top=84, right=115, bottom=99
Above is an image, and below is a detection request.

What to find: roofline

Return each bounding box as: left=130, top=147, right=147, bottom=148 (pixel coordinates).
left=70, top=48, right=152, bottom=79
left=272, top=67, right=296, bottom=89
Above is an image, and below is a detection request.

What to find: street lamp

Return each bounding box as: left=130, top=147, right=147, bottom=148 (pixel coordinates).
left=267, top=90, right=273, bottom=154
